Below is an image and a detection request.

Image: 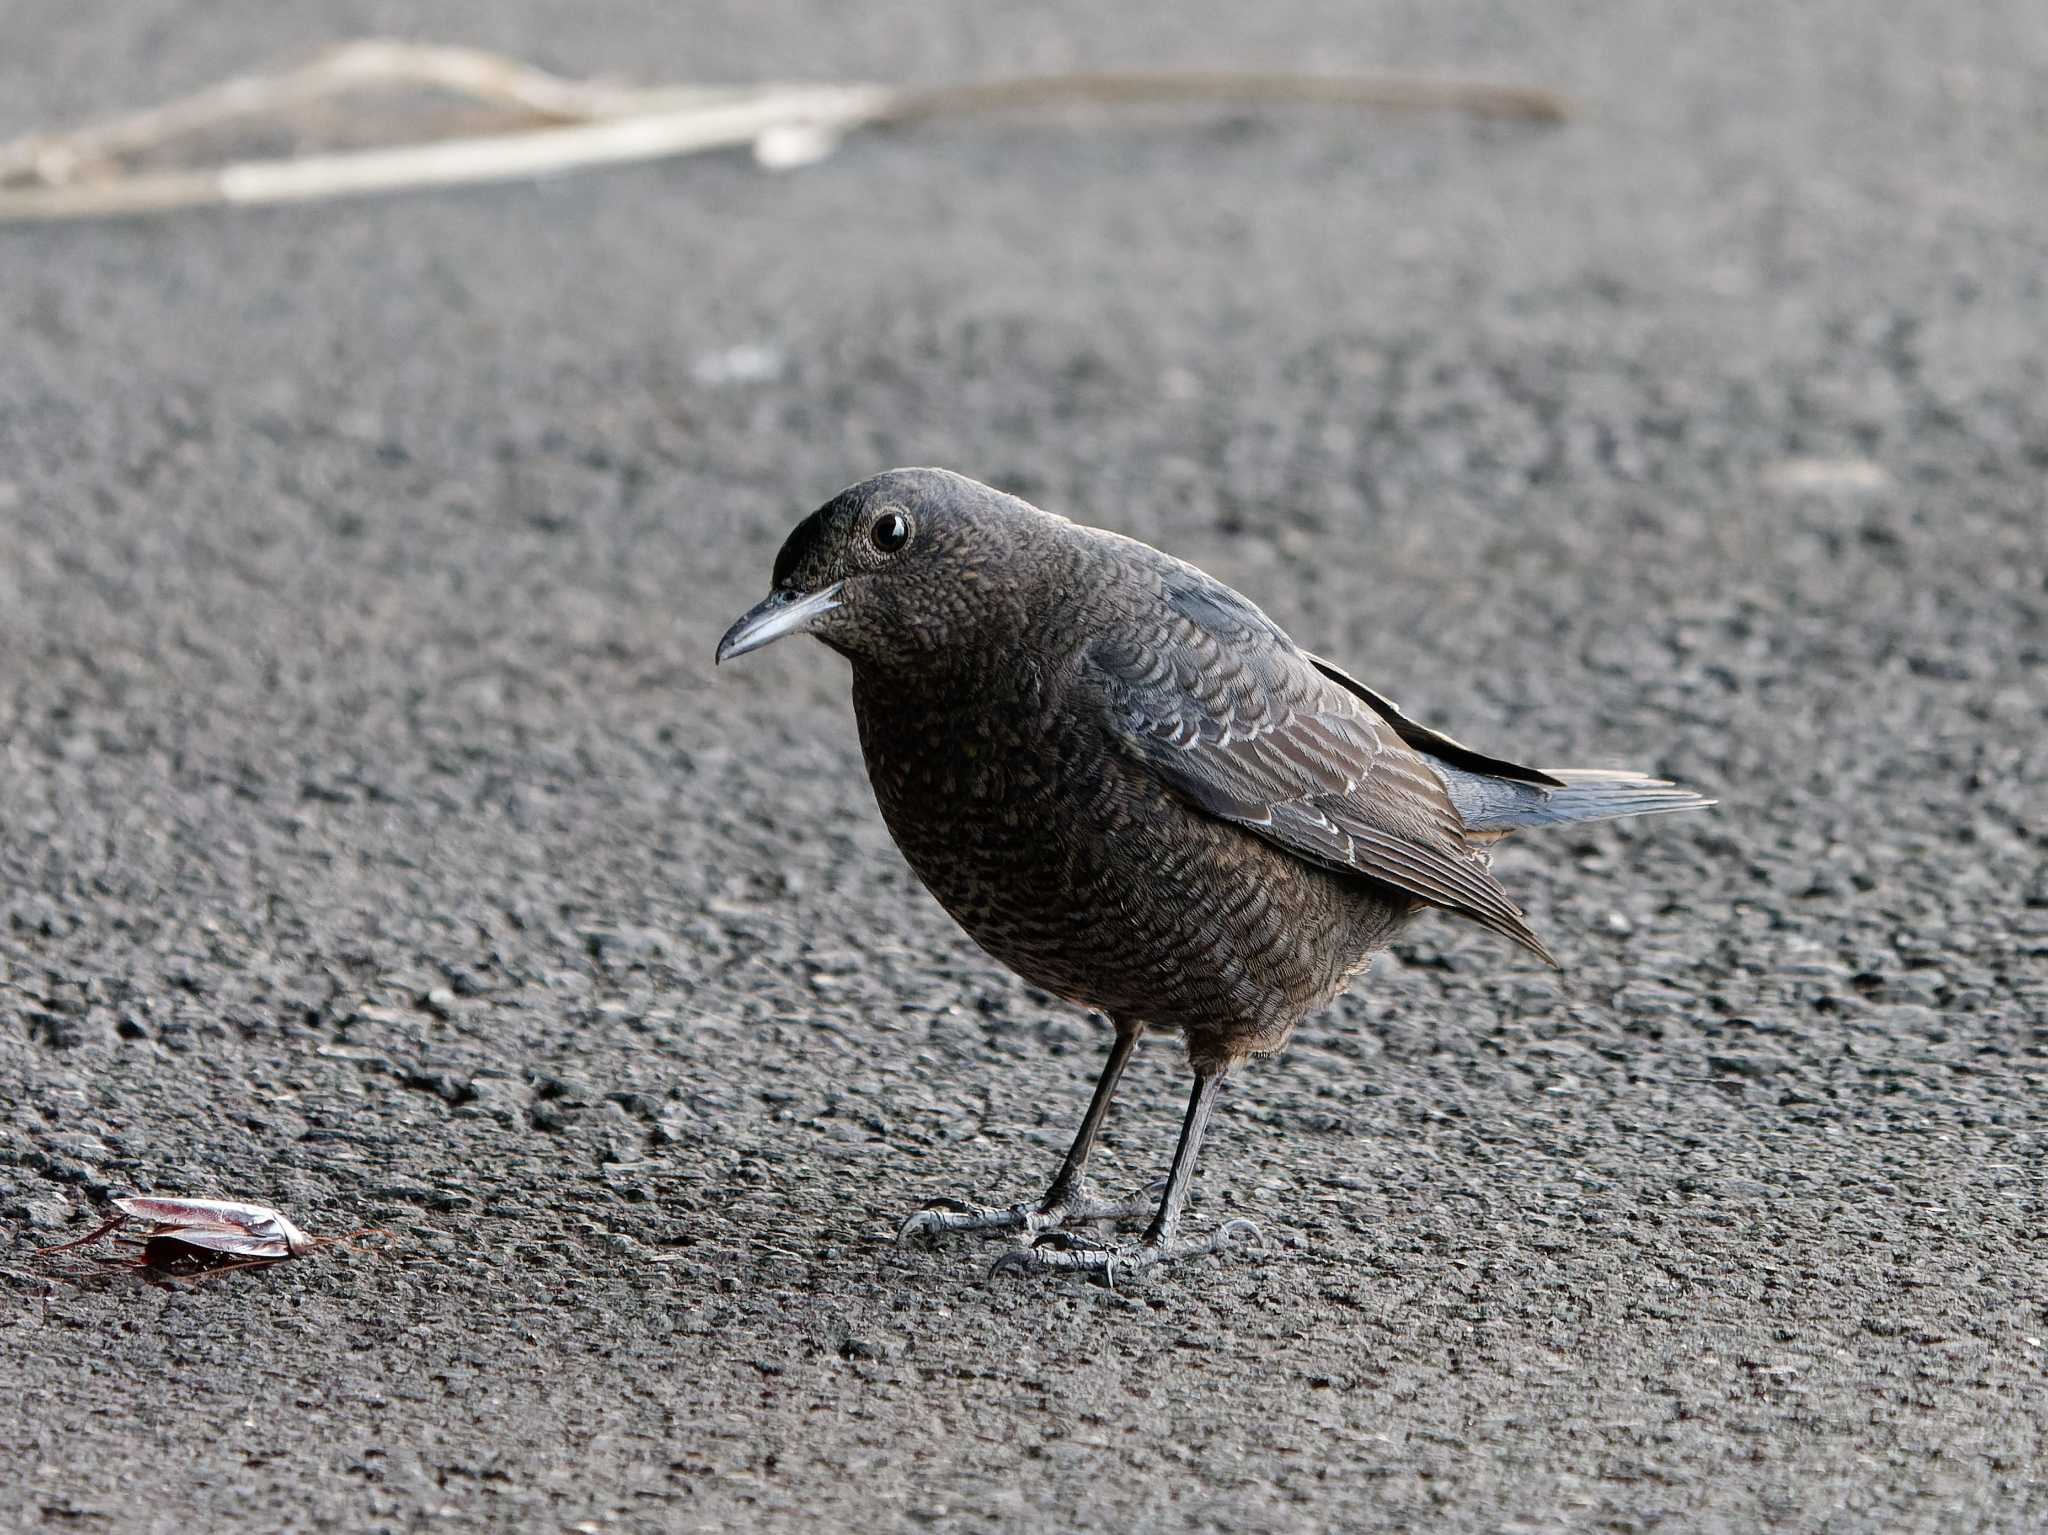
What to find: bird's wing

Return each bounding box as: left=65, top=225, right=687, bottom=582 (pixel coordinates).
left=1304, top=651, right=1564, bottom=787
left=1078, top=565, right=1554, bottom=963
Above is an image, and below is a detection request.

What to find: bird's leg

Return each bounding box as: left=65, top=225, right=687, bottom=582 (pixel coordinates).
left=896, top=1019, right=1159, bottom=1244
left=1034, top=1017, right=1143, bottom=1213
left=990, top=1067, right=1262, bottom=1281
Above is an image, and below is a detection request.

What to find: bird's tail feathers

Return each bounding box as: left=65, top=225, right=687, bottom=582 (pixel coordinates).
left=1431, top=759, right=1715, bottom=832
left=1535, top=768, right=1718, bottom=825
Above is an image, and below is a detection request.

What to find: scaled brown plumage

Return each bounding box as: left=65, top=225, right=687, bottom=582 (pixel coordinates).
left=718, top=468, right=1712, bottom=1278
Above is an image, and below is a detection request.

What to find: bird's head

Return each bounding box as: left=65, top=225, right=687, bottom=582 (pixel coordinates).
left=716, top=468, right=1057, bottom=673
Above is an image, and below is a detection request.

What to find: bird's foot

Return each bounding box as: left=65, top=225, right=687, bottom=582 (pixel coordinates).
left=988, top=1218, right=1264, bottom=1285
left=894, top=1181, right=1164, bottom=1247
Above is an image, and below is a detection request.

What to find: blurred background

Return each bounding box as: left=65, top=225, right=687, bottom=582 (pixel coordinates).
left=2, top=4, right=2043, bottom=1533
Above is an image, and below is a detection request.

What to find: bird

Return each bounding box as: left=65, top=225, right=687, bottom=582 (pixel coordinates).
left=716, top=468, right=1712, bottom=1279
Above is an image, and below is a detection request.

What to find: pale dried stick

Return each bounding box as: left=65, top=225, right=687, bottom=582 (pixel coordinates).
left=881, top=70, right=1572, bottom=125
left=0, top=84, right=897, bottom=220
left=0, top=42, right=1573, bottom=225
left=0, top=38, right=752, bottom=186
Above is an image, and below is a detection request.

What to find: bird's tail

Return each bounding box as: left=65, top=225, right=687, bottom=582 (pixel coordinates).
left=1429, top=760, right=1716, bottom=833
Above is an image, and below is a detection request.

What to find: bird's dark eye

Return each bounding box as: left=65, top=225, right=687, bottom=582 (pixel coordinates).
left=870, top=509, right=911, bottom=554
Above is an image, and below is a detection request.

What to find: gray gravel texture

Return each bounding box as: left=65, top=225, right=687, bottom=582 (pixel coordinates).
left=2, top=4, right=2045, bottom=1532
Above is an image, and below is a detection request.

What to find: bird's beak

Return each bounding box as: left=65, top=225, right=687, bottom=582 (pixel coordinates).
left=715, top=582, right=845, bottom=664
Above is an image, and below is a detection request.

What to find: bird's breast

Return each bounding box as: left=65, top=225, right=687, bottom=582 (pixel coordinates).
left=846, top=674, right=1409, bottom=1039
left=850, top=679, right=1085, bottom=885
left=850, top=672, right=1153, bottom=965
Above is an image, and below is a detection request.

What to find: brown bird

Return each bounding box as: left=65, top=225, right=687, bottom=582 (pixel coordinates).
left=717, top=468, right=1712, bottom=1278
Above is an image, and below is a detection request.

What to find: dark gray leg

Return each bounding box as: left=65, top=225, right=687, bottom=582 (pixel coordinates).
left=1141, top=1066, right=1224, bottom=1247
left=991, top=1068, right=1262, bottom=1282
left=896, top=1020, right=1159, bottom=1245
left=1040, top=1018, right=1142, bottom=1208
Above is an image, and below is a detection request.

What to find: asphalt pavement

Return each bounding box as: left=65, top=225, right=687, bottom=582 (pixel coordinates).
left=2, top=3, right=2044, bottom=1532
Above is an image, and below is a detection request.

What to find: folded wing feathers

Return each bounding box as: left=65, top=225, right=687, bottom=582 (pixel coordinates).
left=1103, top=667, right=1555, bottom=962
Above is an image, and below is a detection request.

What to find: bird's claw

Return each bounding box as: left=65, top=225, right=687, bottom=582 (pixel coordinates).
left=893, top=1181, right=1169, bottom=1249
left=1216, top=1217, right=1266, bottom=1249
left=988, top=1244, right=1054, bottom=1280
left=987, top=1216, right=1266, bottom=1285
left=895, top=1197, right=1016, bottom=1247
